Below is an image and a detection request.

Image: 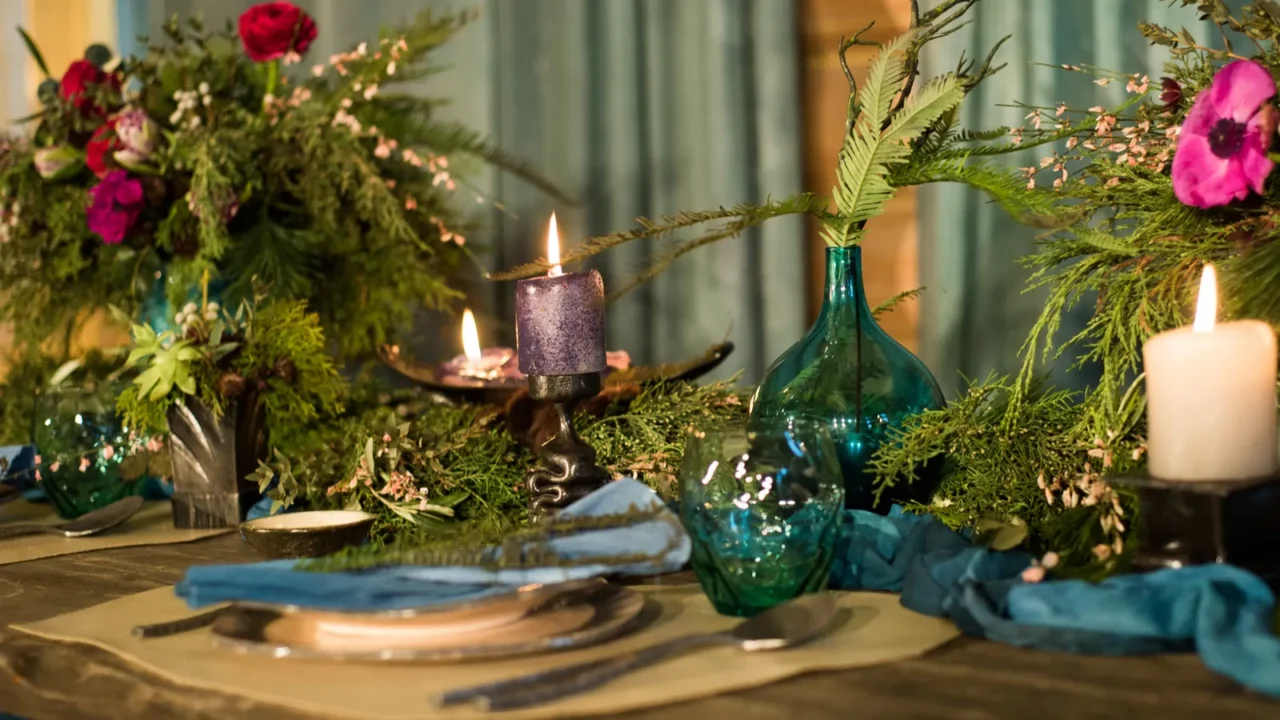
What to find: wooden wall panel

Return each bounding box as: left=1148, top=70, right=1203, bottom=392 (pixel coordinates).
left=799, top=0, right=917, bottom=351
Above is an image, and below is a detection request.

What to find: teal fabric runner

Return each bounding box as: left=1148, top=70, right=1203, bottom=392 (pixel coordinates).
left=833, top=506, right=1280, bottom=698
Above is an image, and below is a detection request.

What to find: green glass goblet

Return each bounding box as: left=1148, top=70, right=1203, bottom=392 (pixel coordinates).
left=32, top=382, right=149, bottom=519
left=679, top=422, right=845, bottom=617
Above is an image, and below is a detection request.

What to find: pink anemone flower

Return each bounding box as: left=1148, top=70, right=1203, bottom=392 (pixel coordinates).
left=1172, top=60, right=1279, bottom=208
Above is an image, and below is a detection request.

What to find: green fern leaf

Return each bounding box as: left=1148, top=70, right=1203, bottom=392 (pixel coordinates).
left=830, top=73, right=964, bottom=245
left=855, top=31, right=916, bottom=135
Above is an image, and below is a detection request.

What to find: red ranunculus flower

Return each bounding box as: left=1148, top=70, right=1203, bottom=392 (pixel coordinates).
left=85, top=117, right=119, bottom=179
left=238, top=2, right=318, bottom=62
left=59, top=60, right=120, bottom=117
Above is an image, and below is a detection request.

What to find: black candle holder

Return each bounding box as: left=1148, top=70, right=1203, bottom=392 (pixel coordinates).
left=525, top=372, right=611, bottom=519
left=1109, top=472, right=1280, bottom=590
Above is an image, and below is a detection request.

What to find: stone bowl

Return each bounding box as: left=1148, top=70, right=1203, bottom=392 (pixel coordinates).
left=239, top=510, right=375, bottom=559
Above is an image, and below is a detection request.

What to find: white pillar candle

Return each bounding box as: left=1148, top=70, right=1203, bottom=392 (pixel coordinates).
left=1143, top=264, right=1278, bottom=481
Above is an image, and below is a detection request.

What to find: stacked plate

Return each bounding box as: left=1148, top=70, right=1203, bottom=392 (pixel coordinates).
left=208, top=579, right=647, bottom=662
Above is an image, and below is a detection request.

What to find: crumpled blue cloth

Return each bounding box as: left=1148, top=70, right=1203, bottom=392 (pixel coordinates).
left=176, top=478, right=689, bottom=611
left=831, top=507, right=1280, bottom=697
left=0, top=445, right=37, bottom=489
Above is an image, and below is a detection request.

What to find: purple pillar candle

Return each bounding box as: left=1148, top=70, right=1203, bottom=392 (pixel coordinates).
left=515, top=269, right=606, bottom=376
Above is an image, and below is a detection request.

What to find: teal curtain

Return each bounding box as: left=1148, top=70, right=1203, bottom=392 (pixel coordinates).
left=128, top=0, right=805, bottom=382
left=917, top=0, right=1221, bottom=397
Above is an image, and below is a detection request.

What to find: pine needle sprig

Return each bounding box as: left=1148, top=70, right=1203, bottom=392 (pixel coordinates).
left=485, top=194, right=830, bottom=282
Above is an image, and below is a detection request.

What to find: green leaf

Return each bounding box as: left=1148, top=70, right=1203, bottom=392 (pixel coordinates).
left=854, top=30, right=915, bottom=137
left=174, top=370, right=196, bottom=396
left=974, top=516, right=1029, bottom=551
left=1074, top=228, right=1139, bottom=257
left=432, top=490, right=468, bottom=508
left=830, top=71, right=964, bottom=244
left=17, top=27, right=50, bottom=78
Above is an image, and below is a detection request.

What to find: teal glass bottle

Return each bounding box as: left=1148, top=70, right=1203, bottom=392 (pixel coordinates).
left=749, top=246, right=944, bottom=511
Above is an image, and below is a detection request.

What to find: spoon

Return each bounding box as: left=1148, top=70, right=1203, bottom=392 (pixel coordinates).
left=0, top=495, right=145, bottom=540
left=437, top=592, right=838, bottom=712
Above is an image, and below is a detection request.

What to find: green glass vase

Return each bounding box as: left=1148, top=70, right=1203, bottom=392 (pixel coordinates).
left=749, top=246, right=944, bottom=511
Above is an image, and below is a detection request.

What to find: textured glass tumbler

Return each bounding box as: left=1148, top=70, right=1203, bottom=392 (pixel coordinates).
left=32, top=383, right=147, bottom=519
left=679, top=424, right=845, bottom=617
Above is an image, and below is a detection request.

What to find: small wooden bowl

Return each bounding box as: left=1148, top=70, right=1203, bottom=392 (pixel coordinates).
left=239, top=511, right=376, bottom=559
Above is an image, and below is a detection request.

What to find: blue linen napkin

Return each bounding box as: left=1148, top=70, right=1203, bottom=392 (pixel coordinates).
left=176, top=478, right=689, bottom=611
left=0, top=445, right=37, bottom=489
left=832, top=507, right=1280, bottom=697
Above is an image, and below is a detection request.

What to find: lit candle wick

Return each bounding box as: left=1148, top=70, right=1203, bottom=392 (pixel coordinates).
left=547, top=212, right=564, bottom=277
left=1192, top=263, right=1217, bottom=334
left=461, top=308, right=482, bottom=365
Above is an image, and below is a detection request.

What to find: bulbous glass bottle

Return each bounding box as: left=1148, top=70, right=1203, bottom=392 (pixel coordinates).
left=749, top=246, right=944, bottom=511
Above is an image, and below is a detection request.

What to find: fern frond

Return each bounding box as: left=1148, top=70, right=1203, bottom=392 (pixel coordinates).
left=855, top=30, right=917, bottom=135
left=487, top=194, right=830, bottom=281
left=873, top=286, right=925, bottom=318
left=830, top=73, right=964, bottom=245
left=957, top=127, right=1012, bottom=142
left=888, top=159, right=1078, bottom=228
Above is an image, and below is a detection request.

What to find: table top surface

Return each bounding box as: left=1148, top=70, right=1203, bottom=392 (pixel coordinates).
left=0, top=534, right=1277, bottom=720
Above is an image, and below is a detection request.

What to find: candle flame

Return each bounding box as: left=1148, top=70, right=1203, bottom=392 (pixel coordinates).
left=1193, top=263, right=1217, bottom=333
left=461, top=308, right=482, bottom=364
left=547, top=213, right=564, bottom=277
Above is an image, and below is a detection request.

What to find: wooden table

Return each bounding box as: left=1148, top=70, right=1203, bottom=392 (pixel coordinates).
left=0, top=535, right=1276, bottom=720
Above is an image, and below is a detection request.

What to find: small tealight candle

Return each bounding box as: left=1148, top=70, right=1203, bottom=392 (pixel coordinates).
left=514, top=214, right=606, bottom=376
left=1143, top=264, right=1278, bottom=481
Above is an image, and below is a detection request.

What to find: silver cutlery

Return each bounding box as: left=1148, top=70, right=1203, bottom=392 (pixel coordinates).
left=133, top=606, right=230, bottom=639
left=437, top=591, right=838, bottom=712
left=0, top=495, right=144, bottom=540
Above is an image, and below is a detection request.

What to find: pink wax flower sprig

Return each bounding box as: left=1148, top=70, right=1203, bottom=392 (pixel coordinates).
left=1172, top=59, right=1279, bottom=209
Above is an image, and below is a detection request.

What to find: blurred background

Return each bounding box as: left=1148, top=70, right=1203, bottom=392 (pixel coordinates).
left=0, top=0, right=1225, bottom=395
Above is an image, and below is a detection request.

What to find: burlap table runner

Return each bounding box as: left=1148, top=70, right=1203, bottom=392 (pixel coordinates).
left=12, top=583, right=959, bottom=719
left=0, top=500, right=228, bottom=566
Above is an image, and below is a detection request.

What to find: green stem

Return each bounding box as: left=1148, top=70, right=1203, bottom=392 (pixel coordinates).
left=264, top=60, right=279, bottom=105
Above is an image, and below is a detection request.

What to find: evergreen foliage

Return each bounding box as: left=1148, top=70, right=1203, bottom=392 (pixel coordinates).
left=256, top=380, right=746, bottom=555
left=0, top=8, right=564, bottom=379
left=115, top=287, right=345, bottom=445
left=875, top=1, right=1280, bottom=574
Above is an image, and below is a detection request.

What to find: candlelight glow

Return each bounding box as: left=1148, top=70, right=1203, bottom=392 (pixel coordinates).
left=1193, top=263, right=1218, bottom=333
left=461, top=308, right=482, bottom=364
left=547, top=213, right=564, bottom=277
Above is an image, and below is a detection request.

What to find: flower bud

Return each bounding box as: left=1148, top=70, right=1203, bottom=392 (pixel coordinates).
left=33, top=146, right=84, bottom=181
left=114, top=108, right=160, bottom=159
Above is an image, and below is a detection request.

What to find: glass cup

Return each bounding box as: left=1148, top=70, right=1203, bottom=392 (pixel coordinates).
left=32, top=382, right=149, bottom=519
left=679, top=422, right=845, bottom=617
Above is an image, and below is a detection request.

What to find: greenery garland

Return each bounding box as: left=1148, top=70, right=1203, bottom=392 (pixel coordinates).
left=255, top=379, right=747, bottom=553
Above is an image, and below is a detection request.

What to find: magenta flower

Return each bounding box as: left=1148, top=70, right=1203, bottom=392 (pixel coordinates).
left=1173, top=60, right=1279, bottom=208
left=86, top=170, right=144, bottom=244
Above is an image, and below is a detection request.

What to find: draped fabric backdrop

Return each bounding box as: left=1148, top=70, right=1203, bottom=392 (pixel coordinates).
left=918, top=0, right=1224, bottom=397
left=128, top=0, right=806, bottom=382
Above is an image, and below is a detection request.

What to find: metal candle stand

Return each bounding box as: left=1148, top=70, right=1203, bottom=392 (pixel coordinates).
left=525, top=372, right=611, bottom=520
left=1109, top=472, right=1280, bottom=590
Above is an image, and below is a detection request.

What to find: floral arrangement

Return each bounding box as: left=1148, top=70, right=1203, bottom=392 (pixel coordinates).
left=0, top=1, right=561, bottom=372
left=114, top=282, right=344, bottom=446
left=873, top=0, right=1280, bottom=577
left=492, top=0, right=1280, bottom=577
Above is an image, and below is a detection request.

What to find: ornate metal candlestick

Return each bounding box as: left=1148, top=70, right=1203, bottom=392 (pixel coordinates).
left=1110, top=472, right=1280, bottom=590
left=514, top=215, right=610, bottom=519
left=525, top=373, right=611, bottom=518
